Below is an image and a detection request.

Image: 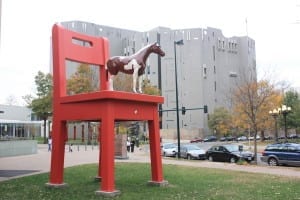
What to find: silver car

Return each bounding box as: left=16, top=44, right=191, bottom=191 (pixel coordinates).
left=177, top=145, right=206, bottom=160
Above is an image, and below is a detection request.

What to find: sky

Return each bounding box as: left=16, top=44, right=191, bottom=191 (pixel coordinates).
left=0, top=0, right=299, bottom=105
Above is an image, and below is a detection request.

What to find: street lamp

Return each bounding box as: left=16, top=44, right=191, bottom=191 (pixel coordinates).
left=174, top=39, right=184, bottom=158
left=269, top=108, right=279, bottom=142
left=278, top=105, right=292, bottom=142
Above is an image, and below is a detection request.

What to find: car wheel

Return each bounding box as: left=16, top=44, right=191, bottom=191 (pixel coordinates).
left=268, top=157, right=278, bottom=166
left=208, top=155, right=213, bottom=162
left=187, top=154, right=191, bottom=160
left=230, top=157, right=236, bottom=163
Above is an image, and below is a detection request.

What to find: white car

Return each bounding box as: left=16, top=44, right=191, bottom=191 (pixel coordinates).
left=249, top=135, right=260, bottom=140
left=237, top=136, right=247, bottom=141
left=161, top=143, right=177, bottom=157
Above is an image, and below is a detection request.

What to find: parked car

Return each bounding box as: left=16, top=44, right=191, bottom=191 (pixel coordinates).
left=260, top=143, right=300, bottom=166
left=288, top=134, right=299, bottom=139
left=225, top=135, right=236, bottom=141
left=220, top=136, right=237, bottom=142
left=176, top=144, right=206, bottom=160
left=190, top=137, right=203, bottom=143
left=206, top=144, right=254, bottom=163
left=263, top=135, right=273, bottom=140
left=237, top=136, right=248, bottom=141
left=161, top=143, right=177, bottom=157
left=203, top=135, right=217, bottom=142
left=248, top=135, right=260, bottom=140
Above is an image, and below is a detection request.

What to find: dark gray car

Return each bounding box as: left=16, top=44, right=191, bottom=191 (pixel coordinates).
left=206, top=144, right=254, bottom=163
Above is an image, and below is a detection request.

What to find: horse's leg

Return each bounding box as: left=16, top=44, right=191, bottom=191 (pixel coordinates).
left=108, top=75, right=114, bottom=91
left=132, top=69, right=138, bottom=93
left=138, top=75, right=143, bottom=93
left=132, top=65, right=139, bottom=93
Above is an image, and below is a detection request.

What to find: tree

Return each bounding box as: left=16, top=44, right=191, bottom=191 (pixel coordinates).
left=25, top=71, right=53, bottom=144
left=66, top=64, right=98, bottom=95
left=113, top=74, right=160, bottom=95
left=113, top=74, right=133, bottom=92
left=208, top=107, right=232, bottom=137
left=66, top=64, right=99, bottom=144
left=142, top=79, right=160, bottom=95
left=232, top=78, right=281, bottom=164
left=282, top=90, right=300, bottom=131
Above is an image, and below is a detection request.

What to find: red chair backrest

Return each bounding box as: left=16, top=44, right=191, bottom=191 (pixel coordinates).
left=52, top=24, right=110, bottom=99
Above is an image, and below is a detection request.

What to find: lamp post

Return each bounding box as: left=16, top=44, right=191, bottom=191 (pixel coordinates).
left=174, top=39, right=184, bottom=158
left=269, top=108, right=279, bottom=142
left=279, top=105, right=292, bottom=142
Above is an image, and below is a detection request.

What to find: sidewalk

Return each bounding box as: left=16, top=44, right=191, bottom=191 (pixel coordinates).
left=1, top=144, right=300, bottom=182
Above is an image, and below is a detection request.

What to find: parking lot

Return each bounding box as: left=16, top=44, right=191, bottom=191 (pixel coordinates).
left=160, top=139, right=267, bottom=165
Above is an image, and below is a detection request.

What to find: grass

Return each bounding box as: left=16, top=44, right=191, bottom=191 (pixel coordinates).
left=0, top=163, right=300, bottom=200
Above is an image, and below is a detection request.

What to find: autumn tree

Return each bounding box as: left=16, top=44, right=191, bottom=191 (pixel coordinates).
left=113, top=74, right=133, bottom=92
left=66, top=63, right=98, bottom=95
left=25, top=71, right=53, bottom=144
left=113, top=74, right=160, bottom=95
left=232, top=78, right=281, bottom=163
left=142, top=79, right=160, bottom=95
left=208, top=107, right=232, bottom=137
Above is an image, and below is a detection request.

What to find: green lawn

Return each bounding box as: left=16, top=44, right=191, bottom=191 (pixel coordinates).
left=0, top=163, right=299, bottom=200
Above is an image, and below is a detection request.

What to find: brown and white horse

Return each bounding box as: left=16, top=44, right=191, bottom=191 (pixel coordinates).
left=106, top=42, right=165, bottom=93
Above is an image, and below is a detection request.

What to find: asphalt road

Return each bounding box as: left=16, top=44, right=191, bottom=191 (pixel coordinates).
left=1, top=142, right=299, bottom=182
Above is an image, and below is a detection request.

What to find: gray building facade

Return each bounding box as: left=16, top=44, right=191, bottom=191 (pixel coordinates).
left=60, top=21, right=256, bottom=136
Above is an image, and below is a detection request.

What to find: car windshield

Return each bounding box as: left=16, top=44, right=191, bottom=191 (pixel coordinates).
left=224, top=145, right=239, bottom=152
left=186, top=145, right=200, bottom=150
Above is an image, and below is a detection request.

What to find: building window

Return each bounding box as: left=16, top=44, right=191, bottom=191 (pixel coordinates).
left=187, top=31, right=191, bottom=40
left=214, top=65, right=216, bottom=74
left=213, top=46, right=216, bottom=61
left=203, top=64, right=207, bottom=78
left=214, top=81, right=217, bottom=91
left=229, top=72, right=238, bottom=77
left=82, top=23, right=87, bottom=32
left=147, top=65, right=150, bottom=75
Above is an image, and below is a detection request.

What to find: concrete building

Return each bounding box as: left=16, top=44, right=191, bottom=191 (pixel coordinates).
left=0, top=104, right=43, bottom=139
left=59, top=21, right=256, bottom=137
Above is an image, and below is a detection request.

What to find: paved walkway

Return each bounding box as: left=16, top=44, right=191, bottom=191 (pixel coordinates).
left=0, top=144, right=300, bottom=182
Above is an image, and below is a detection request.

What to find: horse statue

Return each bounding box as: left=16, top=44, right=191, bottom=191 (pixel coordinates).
left=106, top=42, right=165, bottom=93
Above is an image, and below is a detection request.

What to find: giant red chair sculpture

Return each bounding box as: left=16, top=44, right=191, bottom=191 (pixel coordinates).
left=46, top=24, right=168, bottom=197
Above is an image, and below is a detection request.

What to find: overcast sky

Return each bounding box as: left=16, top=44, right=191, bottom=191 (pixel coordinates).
left=0, top=0, right=299, bottom=105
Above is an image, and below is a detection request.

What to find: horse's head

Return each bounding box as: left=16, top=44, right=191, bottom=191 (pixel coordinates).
left=151, top=43, right=165, bottom=57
